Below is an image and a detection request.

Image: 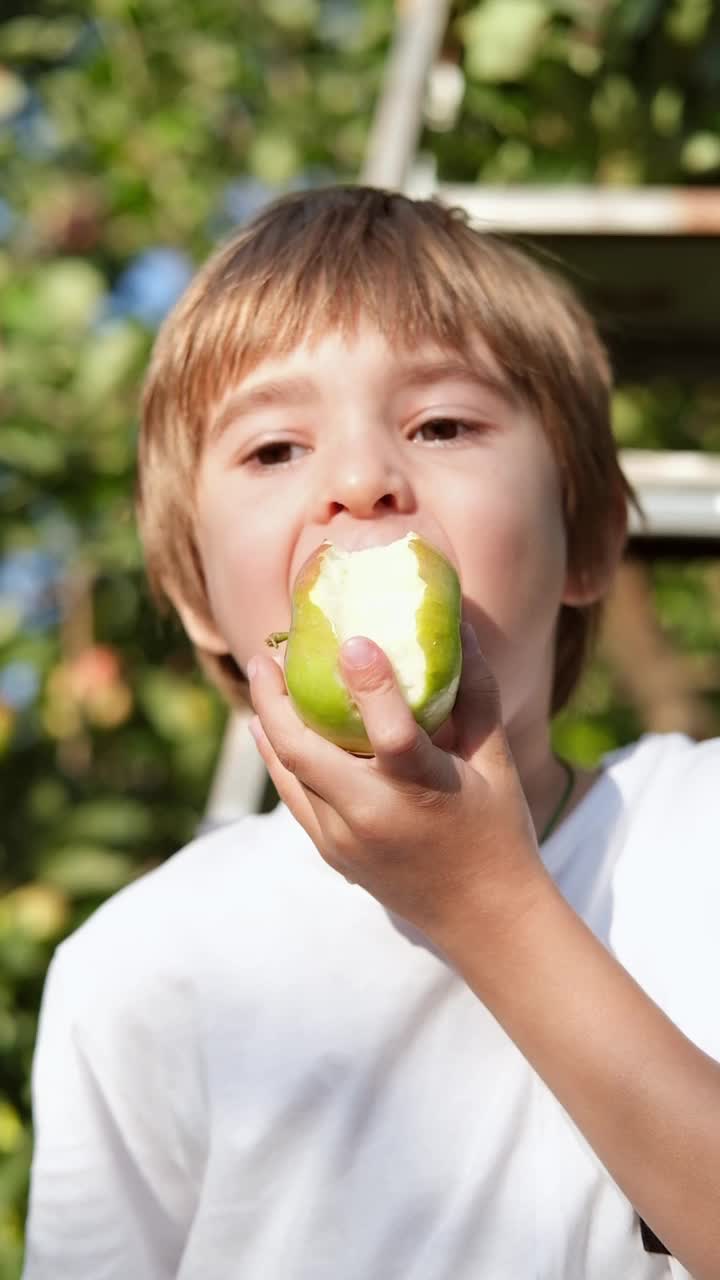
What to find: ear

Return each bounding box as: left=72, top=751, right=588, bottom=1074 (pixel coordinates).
left=562, top=489, right=628, bottom=607
left=169, top=591, right=229, bottom=656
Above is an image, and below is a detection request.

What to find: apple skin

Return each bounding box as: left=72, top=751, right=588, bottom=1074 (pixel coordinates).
left=268, top=533, right=462, bottom=755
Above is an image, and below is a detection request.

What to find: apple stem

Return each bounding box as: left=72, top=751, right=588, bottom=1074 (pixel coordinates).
left=265, top=631, right=289, bottom=649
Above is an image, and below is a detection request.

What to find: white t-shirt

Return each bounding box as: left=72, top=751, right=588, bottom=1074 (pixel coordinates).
left=23, top=732, right=720, bottom=1280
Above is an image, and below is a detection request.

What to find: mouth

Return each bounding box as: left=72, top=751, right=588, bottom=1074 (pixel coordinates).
left=330, top=526, right=461, bottom=575
left=329, top=525, right=423, bottom=554
left=292, top=526, right=460, bottom=596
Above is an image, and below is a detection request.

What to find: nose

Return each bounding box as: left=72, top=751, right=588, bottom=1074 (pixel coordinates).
left=313, top=429, right=415, bottom=522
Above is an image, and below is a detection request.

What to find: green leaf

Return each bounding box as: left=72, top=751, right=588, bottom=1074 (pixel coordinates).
left=34, top=261, right=106, bottom=333
left=615, top=0, right=665, bottom=38
left=0, top=16, right=83, bottom=62
left=36, top=846, right=136, bottom=895
left=263, top=0, right=320, bottom=34
left=60, top=799, right=152, bottom=848
left=0, top=69, right=27, bottom=120
left=552, top=717, right=621, bottom=766
left=681, top=131, right=720, bottom=174
left=2, top=263, right=105, bottom=338
left=666, top=0, right=712, bottom=45
left=74, top=322, right=148, bottom=404
left=0, top=427, right=66, bottom=478
left=139, top=671, right=219, bottom=741
left=248, top=131, right=301, bottom=183
left=0, top=1104, right=23, bottom=1157
left=461, top=0, right=548, bottom=83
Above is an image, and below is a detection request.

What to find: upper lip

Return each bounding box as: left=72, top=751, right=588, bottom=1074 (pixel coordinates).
left=312, top=524, right=460, bottom=575
left=328, top=524, right=421, bottom=553
left=291, top=526, right=460, bottom=597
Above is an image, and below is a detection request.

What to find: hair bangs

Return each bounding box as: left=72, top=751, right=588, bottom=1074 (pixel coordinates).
left=172, top=212, right=512, bottom=439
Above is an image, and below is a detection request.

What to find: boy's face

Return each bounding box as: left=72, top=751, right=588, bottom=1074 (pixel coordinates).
left=186, top=320, right=588, bottom=732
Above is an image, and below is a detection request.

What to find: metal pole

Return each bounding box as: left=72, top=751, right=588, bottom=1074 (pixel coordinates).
left=361, top=0, right=452, bottom=189
left=199, top=704, right=267, bottom=833
left=202, top=0, right=452, bottom=829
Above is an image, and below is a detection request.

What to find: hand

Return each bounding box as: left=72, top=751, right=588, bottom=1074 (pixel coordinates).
left=246, top=625, right=545, bottom=950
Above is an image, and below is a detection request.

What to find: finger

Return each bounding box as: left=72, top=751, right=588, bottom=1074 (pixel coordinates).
left=250, top=718, right=363, bottom=890
left=339, top=636, right=445, bottom=784
left=247, top=714, right=328, bottom=843
left=430, top=713, right=457, bottom=754
left=452, top=623, right=507, bottom=762
left=248, top=651, right=360, bottom=800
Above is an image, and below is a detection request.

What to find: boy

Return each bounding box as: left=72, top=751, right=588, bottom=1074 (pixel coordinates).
left=23, top=186, right=720, bottom=1279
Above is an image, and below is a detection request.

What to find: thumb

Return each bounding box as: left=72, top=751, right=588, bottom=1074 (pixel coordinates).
left=453, top=623, right=506, bottom=761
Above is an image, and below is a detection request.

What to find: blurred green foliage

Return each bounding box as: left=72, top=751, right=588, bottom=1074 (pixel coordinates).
left=1, top=0, right=720, bottom=1271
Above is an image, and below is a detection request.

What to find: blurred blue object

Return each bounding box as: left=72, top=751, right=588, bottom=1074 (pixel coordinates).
left=318, top=0, right=364, bottom=45
left=0, top=661, right=40, bottom=710
left=219, top=170, right=338, bottom=235
left=0, top=198, right=15, bottom=239
left=0, top=549, right=62, bottom=631
left=222, top=178, right=274, bottom=226
left=106, top=248, right=194, bottom=327
left=3, top=84, right=60, bottom=158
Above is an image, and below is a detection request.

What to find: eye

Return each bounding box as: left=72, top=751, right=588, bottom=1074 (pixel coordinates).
left=412, top=417, right=474, bottom=444
left=246, top=441, right=306, bottom=467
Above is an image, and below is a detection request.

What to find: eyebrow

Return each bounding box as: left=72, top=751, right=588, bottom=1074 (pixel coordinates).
left=209, top=355, right=516, bottom=442
left=392, top=356, right=517, bottom=405
left=209, top=375, right=319, bottom=442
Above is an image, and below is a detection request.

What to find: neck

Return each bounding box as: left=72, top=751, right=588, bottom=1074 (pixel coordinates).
left=505, top=713, right=591, bottom=845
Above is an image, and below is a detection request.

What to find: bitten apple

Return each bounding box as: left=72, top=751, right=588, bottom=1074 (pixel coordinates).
left=266, top=532, right=462, bottom=754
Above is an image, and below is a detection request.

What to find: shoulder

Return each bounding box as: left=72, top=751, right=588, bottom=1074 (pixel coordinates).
left=49, top=802, right=319, bottom=1017
left=601, top=731, right=720, bottom=832
left=604, top=729, right=720, bottom=789
left=599, top=730, right=720, bottom=865
left=556, top=732, right=719, bottom=864
left=600, top=734, right=720, bottom=1049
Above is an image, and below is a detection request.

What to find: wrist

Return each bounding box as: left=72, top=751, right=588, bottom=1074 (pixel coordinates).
left=432, top=857, right=559, bottom=985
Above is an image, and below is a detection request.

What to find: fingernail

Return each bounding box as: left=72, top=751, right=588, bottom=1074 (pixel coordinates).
left=248, top=715, right=261, bottom=743
left=342, top=636, right=375, bottom=669
left=461, top=622, right=481, bottom=654
left=246, top=657, right=258, bottom=681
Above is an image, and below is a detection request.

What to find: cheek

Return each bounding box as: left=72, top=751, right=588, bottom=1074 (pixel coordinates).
left=462, top=489, right=567, bottom=718
left=460, top=477, right=567, bottom=626
left=195, top=487, right=292, bottom=662
left=506, top=496, right=566, bottom=587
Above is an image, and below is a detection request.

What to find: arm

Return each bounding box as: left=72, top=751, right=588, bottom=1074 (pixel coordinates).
left=438, top=874, right=720, bottom=1279
left=248, top=629, right=720, bottom=1280
left=24, top=944, right=196, bottom=1280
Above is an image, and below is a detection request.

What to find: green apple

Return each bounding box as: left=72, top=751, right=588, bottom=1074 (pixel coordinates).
left=266, top=532, right=462, bottom=754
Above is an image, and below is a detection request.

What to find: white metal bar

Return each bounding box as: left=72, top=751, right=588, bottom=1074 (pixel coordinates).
left=623, top=449, right=720, bottom=539
left=200, top=706, right=267, bottom=832
left=361, top=0, right=451, bottom=189
left=419, top=181, right=720, bottom=235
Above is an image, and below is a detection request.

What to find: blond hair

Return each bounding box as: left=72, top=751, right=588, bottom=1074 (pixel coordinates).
left=137, top=185, right=633, bottom=714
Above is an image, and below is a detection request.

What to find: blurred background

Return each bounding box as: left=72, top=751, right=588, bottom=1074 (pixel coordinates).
left=1, top=0, right=720, bottom=1272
